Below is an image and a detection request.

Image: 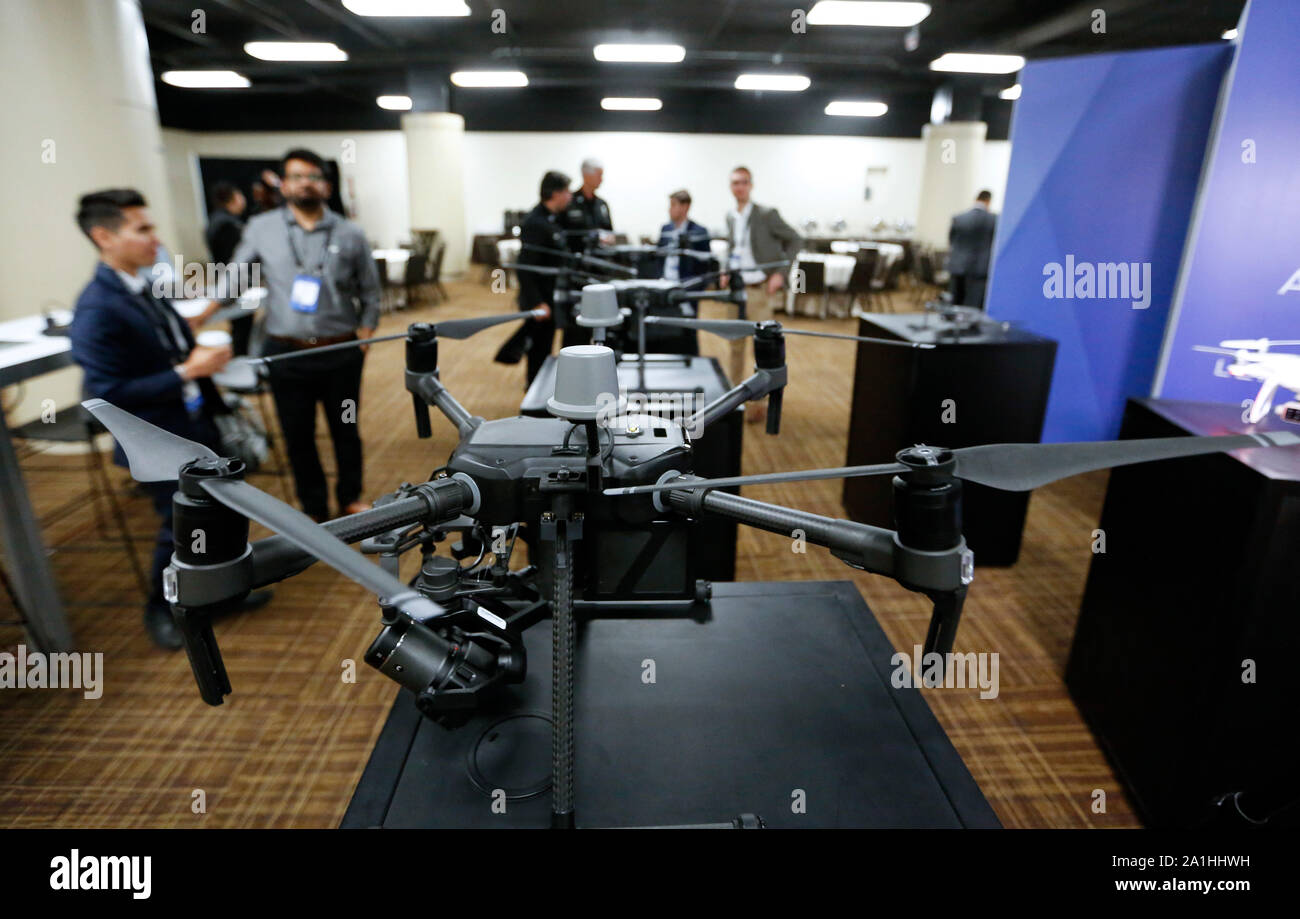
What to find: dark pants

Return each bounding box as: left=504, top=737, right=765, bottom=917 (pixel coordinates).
left=230, top=313, right=255, bottom=357
left=143, top=482, right=177, bottom=613
left=950, top=274, right=988, bottom=310
left=264, top=337, right=366, bottom=518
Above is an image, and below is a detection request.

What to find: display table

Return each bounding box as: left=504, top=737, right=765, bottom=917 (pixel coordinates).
left=522, top=353, right=741, bottom=582
left=342, top=581, right=999, bottom=829
left=841, top=312, right=1057, bottom=566
left=1066, top=398, right=1300, bottom=828
left=0, top=310, right=75, bottom=651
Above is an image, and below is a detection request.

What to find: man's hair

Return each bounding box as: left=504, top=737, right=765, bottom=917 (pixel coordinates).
left=76, top=188, right=147, bottom=242
left=730, top=166, right=753, bottom=180
left=669, top=189, right=691, bottom=206
left=976, top=189, right=992, bottom=203
left=211, top=182, right=240, bottom=208
left=580, top=158, right=603, bottom=175
left=540, top=170, right=572, bottom=201
left=283, top=148, right=327, bottom=176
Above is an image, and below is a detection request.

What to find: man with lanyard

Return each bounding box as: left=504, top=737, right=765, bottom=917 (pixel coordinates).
left=225, top=148, right=381, bottom=522
left=69, top=189, right=240, bottom=649
left=560, top=158, right=614, bottom=254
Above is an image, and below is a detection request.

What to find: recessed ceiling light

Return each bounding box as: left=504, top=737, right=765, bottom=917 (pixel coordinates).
left=244, top=41, right=348, bottom=62
left=377, top=95, right=413, bottom=110
left=450, top=70, right=529, bottom=87
left=161, top=70, right=250, bottom=88
left=930, top=52, right=1025, bottom=74
left=601, top=97, right=663, bottom=111
left=593, top=44, right=686, bottom=63
left=735, top=74, right=811, bottom=92
left=343, top=0, right=469, bottom=14
left=825, top=100, right=888, bottom=117
left=807, top=1, right=931, bottom=27
left=999, top=84, right=1021, bottom=100
left=1222, top=28, right=1238, bottom=39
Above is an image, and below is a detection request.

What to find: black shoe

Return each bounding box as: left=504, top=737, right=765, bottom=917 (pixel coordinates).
left=143, top=605, right=184, bottom=651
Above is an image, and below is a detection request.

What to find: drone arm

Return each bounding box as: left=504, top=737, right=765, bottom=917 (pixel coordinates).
left=406, top=370, right=482, bottom=437
left=666, top=486, right=895, bottom=576
left=686, top=368, right=783, bottom=432
left=249, top=478, right=475, bottom=588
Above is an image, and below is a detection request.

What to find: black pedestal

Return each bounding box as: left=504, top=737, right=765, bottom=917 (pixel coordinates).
left=342, top=581, right=999, bottom=829
left=842, top=313, right=1057, bottom=565
left=1066, top=399, right=1300, bottom=828
left=522, top=353, right=742, bottom=582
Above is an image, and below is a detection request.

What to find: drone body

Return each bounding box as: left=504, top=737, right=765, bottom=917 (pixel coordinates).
left=1205, top=340, right=1300, bottom=424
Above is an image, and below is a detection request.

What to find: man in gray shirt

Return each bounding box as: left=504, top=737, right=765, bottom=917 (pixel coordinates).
left=226, top=148, right=381, bottom=520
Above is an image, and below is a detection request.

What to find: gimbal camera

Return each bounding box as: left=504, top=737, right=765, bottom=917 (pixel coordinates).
left=84, top=304, right=1300, bottom=828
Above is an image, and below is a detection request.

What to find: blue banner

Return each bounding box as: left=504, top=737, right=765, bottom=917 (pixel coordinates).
left=1155, top=0, right=1300, bottom=416
left=987, top=43, right=1231, bottom=441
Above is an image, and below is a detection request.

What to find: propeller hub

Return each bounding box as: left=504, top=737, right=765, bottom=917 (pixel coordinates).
left=896, top=445, right=956, bottom=482
left=179, top=456, right=246, bottom=498
left=407, top=322, right=437, bottom=343
left=754, top=321, right=783, bottom=339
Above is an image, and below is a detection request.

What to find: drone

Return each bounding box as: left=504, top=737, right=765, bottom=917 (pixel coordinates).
left=1195, top=338, right=1300, bottom=424
left=81, top=286, right=1300, bottom=828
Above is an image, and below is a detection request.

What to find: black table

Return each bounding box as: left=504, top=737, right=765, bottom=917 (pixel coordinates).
left=522, top=353, right=742, bottom=582
left=1066, top=398, right=1300, bottom=828
left=842, top=312, right=1057, bottom=565
left=343, top=581, right=999, bottom=829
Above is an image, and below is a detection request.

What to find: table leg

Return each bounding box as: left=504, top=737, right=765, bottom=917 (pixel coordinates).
left=0, top=411, right=74, bottom=651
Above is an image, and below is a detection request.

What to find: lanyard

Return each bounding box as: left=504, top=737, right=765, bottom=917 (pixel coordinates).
left=286, top=217, right=335, bottom=275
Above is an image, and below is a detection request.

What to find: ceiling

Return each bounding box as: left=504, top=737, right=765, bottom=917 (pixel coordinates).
left=143, top=0, right=1247, bottom=138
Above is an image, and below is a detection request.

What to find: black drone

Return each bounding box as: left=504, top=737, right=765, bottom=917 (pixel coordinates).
left=84, top=299, right=1300, bottom=829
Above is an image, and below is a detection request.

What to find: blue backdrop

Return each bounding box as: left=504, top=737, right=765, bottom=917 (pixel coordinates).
left=986, top=43, right=1231, bottom=442
left=1155, top=0, right=1300, bottom=405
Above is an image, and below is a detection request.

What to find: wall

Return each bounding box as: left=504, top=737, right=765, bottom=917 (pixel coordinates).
left=160, top=129, right=1011, bottom=264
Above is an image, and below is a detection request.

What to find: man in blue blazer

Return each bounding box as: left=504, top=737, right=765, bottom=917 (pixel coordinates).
left=655, top=189, right=713, bottom=289
left=69, top=189, right=234, bottom=649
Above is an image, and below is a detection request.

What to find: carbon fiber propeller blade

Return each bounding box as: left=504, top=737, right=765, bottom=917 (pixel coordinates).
left=83, top=398, right=218, bottom=482
left=949, top=432, right=1300, bottom=492
left=198, top=478, right=444, bottom=621
left=432, top=309, right=547, bottom=340
left=644, top=315, right=934, bottom=348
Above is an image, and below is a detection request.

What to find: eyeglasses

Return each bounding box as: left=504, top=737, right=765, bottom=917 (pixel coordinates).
left=285, top=172, right=325, bottom=182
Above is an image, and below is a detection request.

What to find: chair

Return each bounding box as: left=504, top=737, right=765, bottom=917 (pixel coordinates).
left=213, top=366, right=293, bottom=502
left=374, top=255, right=392, bottom=314
left=473, top=236, right=501, bottom=284
left=793, top=259, right=829, bottom=319
left=10, top=404, right=149, bottom=596
left=428, top=242, right=448, bottom=304
left=845, top=250, right=880, bottom=315
left=403, top=252, right=429, bottom=308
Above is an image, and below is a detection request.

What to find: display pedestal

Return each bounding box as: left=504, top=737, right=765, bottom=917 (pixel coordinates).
left=1067, top=398, right=1300, bottom=828
left=522, top=352, right=742, bottom=581
left=842, top=313, right=1057, bottom=565
left=343, top=581, right=999, bottom=829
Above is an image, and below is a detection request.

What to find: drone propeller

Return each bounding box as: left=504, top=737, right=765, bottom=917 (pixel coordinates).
left=236, top=310, right=547, bottom=366
left=511, top=262, right=606, bottom=282
left=519, top=243, right=635, bottom=277
left=82, top=398, right=444, bottom=622
left=606, top=431, right=1300, bottom=496
left=1193, top=345, right=1250, bottom=357
left=678, top=260, right=792, bottom=290
left=643, top=315, right=935, bottom=348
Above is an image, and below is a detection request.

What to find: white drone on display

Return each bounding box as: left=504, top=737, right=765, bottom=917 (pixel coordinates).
left=1195, top=338, right=1300, bottom=424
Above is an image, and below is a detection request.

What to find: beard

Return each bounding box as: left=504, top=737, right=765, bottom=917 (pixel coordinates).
left=288, top=191, right=324, bottom=211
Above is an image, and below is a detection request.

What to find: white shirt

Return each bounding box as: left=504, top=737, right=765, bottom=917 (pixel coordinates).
left=663, top=219, right=688, bottom=281
left=115, top=266, right=201, bottom=405
left=730, top=202, right=765, bottom=285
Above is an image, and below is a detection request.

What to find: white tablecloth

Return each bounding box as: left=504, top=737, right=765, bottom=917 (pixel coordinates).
left=372, top=248, right=410, bottom=284
left=497, top=238, right=521, bottom=266
left=829, top=240, right=905, bottom=269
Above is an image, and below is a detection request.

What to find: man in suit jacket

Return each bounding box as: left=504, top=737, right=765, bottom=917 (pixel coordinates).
left=69, top=189, right=234, bottom=649
left=947, top=190, right=997, bottom=309
left=720, top=166, right=802, bottom=423
left=655, top=189, right=713, bottom=287
left=494, top=170, right=570, bottom=384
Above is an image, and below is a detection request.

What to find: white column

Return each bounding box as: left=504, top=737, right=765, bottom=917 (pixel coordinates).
left=402, top=112, right=469, bottom=278
left=914, top=121, right=987, bottom=250
left=0, top=0, right=177, bottom=420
